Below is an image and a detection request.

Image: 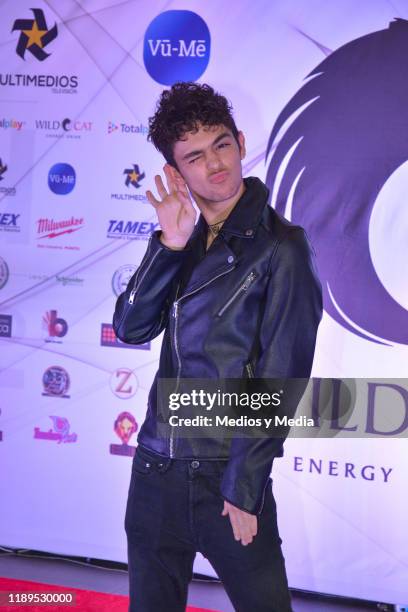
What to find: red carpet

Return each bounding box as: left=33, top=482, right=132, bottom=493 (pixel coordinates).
left=0, top=577, right=219, bottom=612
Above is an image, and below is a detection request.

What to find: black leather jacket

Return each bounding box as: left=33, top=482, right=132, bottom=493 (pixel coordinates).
left=113, top=177, right=322, bottom=514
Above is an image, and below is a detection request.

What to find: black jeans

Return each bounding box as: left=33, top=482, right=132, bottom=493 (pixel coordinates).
left=125, top=445, right=293, bottom=612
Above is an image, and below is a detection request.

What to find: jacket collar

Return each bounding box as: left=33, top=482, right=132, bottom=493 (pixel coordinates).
left=218, top=176, right=269, bottom=238
left=190, top=177, right=269, bottom=241
left=180, top=178, right=269, bottom=296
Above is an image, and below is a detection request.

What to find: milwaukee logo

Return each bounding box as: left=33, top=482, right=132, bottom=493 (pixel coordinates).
left=37, top=216, right=84, bottom=239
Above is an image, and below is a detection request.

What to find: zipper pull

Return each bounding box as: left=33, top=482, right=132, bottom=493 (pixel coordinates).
left=173, top=301, right=179, bottom=318
left=242, top=271, right=256, bottom=290
left=128, top=290, right=136, bottom=305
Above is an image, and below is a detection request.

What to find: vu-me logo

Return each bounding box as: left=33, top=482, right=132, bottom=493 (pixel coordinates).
left=148, top=39, right=207, bottom=58
left=43, top=310, right=68, bottom=340
left=48, top=163, right=76, bottom=195
left=144, top=11, right=210, bottom=85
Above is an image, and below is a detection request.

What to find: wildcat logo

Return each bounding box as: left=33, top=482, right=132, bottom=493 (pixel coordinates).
left=35, top=118, right=92, bottom=139
left=12, top=8, right=58, bottom=61
left=266, top=19, right=408, bottom=345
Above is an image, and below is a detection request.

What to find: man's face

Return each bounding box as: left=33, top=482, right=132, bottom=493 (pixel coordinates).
left=171, top=124, right=246, bottom=204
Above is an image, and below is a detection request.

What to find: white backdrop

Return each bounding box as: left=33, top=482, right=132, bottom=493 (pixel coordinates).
left=0, top=0, right=407, bottom=605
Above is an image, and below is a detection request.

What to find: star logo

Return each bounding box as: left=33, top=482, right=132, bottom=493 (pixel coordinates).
left=124, top=164, right=145, bottom=188
left=0, top=159, right=7, bottom=181
left=12, top=8, right=58, bottom=61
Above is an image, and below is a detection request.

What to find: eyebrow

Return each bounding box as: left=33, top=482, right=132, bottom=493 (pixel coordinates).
left=181, top=131, right=232, bottom=161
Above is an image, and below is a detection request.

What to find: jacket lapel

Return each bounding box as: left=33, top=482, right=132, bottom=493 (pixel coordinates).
left=179, top=177, right=269, bottom=297
left=181, top=236, right=237, bottom=296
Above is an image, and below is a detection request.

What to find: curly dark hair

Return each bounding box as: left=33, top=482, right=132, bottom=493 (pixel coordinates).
left=148, top=82, right=240, bottom=168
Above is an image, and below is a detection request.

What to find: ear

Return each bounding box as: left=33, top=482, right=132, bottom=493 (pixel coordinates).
left=237, top=131, right=246, bottom=160
left=165, top=163, right=186, bottom=188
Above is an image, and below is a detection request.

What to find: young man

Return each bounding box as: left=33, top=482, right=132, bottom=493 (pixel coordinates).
left=113, top=82, right=322, bottom=612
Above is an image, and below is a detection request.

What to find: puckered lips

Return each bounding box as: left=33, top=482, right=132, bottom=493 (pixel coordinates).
left=208, top=170, right=229, bottom=184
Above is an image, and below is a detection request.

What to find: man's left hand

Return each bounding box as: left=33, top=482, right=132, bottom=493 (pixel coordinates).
left=221, top=500, right=257, bottom=545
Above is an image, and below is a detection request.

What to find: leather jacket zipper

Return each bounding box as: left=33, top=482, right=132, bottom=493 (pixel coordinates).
left=128, top=236, right=162, bottom=305
left=245, top=362, right=255, bottom=378
left=216, top=271, right=257, bottom=317
left=170, top=301, right=180, bottom=458
left=169, top=265, right=236, bottom=457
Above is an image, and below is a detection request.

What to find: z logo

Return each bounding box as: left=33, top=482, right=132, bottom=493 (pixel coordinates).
left=110, top=368, right=138, bottom=399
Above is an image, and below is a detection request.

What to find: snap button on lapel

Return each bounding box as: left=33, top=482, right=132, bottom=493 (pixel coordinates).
left=245, top=229, right=253, bottom=236
left=227, top=255, right=234, bottom=263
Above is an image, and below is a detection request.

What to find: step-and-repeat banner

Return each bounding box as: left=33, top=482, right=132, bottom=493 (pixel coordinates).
left=0, top=0, right=407, bottom=605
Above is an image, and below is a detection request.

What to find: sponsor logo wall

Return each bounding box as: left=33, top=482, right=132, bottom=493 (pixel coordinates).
left=0, top=2, right=407, bottom=606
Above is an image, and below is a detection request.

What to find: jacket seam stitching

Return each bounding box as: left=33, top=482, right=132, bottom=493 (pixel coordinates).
left=267, top=227, right=305, bottom=276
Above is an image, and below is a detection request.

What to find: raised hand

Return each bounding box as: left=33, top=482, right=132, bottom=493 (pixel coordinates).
left=146, top=164, right=196, bottom=250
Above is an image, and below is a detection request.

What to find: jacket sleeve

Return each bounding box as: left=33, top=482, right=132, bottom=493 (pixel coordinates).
left=220, top=227, right=322, bottom=514
left=113, top=230, right=190, bottom=344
